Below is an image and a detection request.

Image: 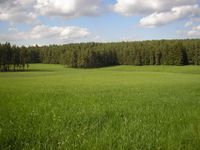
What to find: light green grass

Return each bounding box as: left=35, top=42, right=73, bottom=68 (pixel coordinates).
left=0, top=64, right=200, bottom=150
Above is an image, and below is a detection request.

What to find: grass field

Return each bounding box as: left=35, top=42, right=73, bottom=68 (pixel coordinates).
left=0, top=64, right=200, bottom=150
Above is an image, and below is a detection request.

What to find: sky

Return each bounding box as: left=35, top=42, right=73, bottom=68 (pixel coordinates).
left=0, top=0, right=200, bottom=46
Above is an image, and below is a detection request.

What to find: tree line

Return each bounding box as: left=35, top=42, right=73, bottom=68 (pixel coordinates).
left=37, top=39, right=200, bottom=67
left=0, top=39, right=200, bottom=71
left=0, top=43, right=29, bottom=71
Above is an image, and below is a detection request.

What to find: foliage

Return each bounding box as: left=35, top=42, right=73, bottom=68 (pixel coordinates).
left=0, top=43, right=29, bottom=71
left=30, top=39, right=200, bottom=68
left=0, top=39, right=200, bottom=71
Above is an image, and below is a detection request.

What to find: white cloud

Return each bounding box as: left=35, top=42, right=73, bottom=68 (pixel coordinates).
left=140, top=5, right=200, bottom=27
left=0, top=0, right=37, bottom=23
left=113, top=0, right=196, bottom=16
left=113, top=0, right=200, bottom=27
left=29, top=25, right=90, bottom=40
left=0, top=0, right=106, bottom=23
left=177, top=24, right=200, bottom=38
left=35, top=0, right=105, bottom=18
left=187, top=25, right=200, bottom=37
left=8, top=27, right=18, bottom=32
left=0, top=25, right=90, bottom=44
left=185, top=21, right=193, bottom=27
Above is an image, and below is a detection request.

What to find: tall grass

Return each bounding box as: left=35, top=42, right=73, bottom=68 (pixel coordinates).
left=0, top=64, right=200, bottom=149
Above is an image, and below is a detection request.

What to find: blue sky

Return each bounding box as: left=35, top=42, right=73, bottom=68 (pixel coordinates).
left=0, top=0, right=199, bottom=45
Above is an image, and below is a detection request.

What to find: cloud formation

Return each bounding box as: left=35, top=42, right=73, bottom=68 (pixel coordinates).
left=187, top=25, right=200, bottom=37
left=1, top=0, right=199, bottom=27
left=113, top=0, right=199, bottom=27
left=185, top=21, right=193, bottom=27
left=140, top=5, right=200, bottom=27
left=113, top=0, right=196, bottom=15
left=35, top=0, right=105, bottom=18
left=0, top=25, right=90, bottom=44
left=0, top=0, right=37, bottom=23
left=0, top=0, right=106, bottom=23
left=0, top=0, right=199, bottom=45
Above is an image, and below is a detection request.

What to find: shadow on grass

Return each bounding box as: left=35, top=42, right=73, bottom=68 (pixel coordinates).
left=26, top=69, right=55, bottom=72
left=0, top=69, right=55, bottom=73
left=64, top=64, right=120, bottom=70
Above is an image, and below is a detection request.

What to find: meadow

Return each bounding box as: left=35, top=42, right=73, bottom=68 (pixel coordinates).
left=0, top=64, right=200, bottom=150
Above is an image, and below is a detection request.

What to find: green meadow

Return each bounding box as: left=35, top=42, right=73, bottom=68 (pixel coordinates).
left=0, top=64, right=200, bottom=150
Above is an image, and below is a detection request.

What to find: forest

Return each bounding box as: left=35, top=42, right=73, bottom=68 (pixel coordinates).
left=0, top=39, right=200, bottom=71
left=0, top=43, right=29, bottom=71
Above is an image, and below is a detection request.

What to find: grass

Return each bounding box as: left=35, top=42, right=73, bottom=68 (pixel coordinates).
left=0, top=64, right=200, bottom=150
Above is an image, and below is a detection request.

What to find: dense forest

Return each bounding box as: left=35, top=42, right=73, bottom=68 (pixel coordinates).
left=0, top=39, right=200, bottom=71
left=0, top=43, right=29, bottom=71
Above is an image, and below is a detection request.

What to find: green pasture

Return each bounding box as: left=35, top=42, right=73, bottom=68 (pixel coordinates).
left=0, top=64, right=200, bottom=149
